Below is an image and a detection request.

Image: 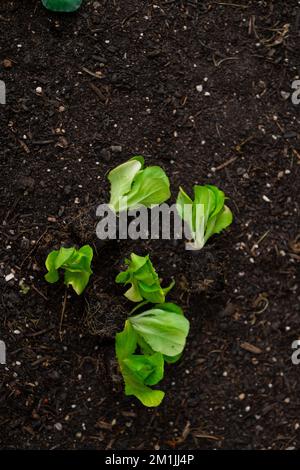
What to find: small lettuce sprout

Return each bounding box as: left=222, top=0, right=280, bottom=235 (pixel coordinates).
left=116, top=253, right=174, bottom=303
left=45, top=245, right=93, bottom=295
left=116, top=303, right=189, bottom=407
left=176, top=184, right=233, bottom=251
left=42, top=0, right=82, bottom=12
left=108, top=156, right=170, bottom=213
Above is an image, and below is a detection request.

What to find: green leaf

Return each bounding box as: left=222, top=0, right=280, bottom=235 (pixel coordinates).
left=135, top=304, right=185, bottom=364
left=127, top=166, right=170, bottom=209
left=45, top=250, right=59, bottom=272
left=162, top=279, right=175, bottom=297
left=115, top=271, right=130, bottom=284
left=64, top=270, right=91, bottom=295
left=155, top=302, right=183, bottom=316
left=116, top=253, right=173, bottom=304
left=54, top=247, right=75, bottom=269
left=122, top=366, right=165, bottom=407
left=64, top=252, right=92, bottom=273
left=44, top=245, right=93, bottom=294
left=45, top=269, right=59, bottom=283
left=176, top=186, right=193, bottom=226
left=42, top=0, right=82, bottom=12
left=205, top=185, right=225, bottom=219
left=78, top=244, right=93, bottom=262
left=124, top=283, right=143, bottom=302
left=115, top=321, right=137, bottom=361
left=123, top=352, right=164, bottom=386
left=164, top=353, right=182, bottom=364
left=130, top=253, right=149, bottom=272
left=107, top=158, right=170, bottom=213
left=136, top=333, right=155, bottom=355
left=108, top=159, right=143, bottom=212
left=116, top=322, right=164, bottom=407
left=45, top=251, right=59, bottom=283
left=176, top=184, right=233, bottom=250
left=204, top=205, right=233, bottom=244
left=138, top=282, right=165, bottom=304
left=129, top=308, right=190, bottom=357
left=130, top=155, right=145, bottom=166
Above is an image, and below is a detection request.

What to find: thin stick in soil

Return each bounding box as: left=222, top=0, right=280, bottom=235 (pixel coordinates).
left=59, top=289, right=68, bottom=341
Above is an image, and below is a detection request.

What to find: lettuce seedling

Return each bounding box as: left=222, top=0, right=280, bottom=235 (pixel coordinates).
left=115, top=303, right=189, bottom=407
left=116, top=253, right=174, bottom=303
left=108, top=156, right=170, bottom=213
left=42, top=0, right=82, bottom=12
left=45, top=245, right=93, bottom=295
left=176, top=184, right=233, bottom=251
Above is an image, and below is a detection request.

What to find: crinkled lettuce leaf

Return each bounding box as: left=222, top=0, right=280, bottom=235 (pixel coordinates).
left=116, top=253, right=174, bottom=303
left=108, top=157, right=170, bottom=213
left=176, top=184, right=233, bottom=250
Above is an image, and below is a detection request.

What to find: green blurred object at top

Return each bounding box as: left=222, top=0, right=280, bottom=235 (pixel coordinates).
left=42, top=0, right=83, bottom=12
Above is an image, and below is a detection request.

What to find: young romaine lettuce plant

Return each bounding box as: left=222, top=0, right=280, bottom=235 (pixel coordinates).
left=116, top=253, right=174, bottom=303
left=108, top=156, right=170, bottom=213
left=115, top=303, right=189, bottom=407
left=176, top=184, right=233, bottom=251
left=45, top=245, right=93, bottom=295
left=42, top=0, right=82, bottom=12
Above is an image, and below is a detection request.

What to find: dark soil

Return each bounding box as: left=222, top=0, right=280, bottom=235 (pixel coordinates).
left=0, top=0, right=300, bottom=450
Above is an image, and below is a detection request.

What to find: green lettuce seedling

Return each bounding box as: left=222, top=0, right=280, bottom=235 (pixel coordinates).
left=42, top=0, right=82, bottom=12
left=116, top=253, right=174, bottom=303
left=45, top=245, right=93, bottom=295
left=115, top=303, right=189, bottom=407
left=108, top=156, right=170, bottom=213
left=176, top=184, right=233, bottom=251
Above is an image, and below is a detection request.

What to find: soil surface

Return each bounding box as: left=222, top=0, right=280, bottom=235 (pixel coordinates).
left=0, top=0, right=300, bottom=450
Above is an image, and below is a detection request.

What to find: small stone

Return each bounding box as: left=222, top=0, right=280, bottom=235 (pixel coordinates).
left=110, top=145, right=122, bottom=153
left=5, top=273, right=14, bottom=282
left=262, top=195, right=271, bottom=202
left=3, top=58, right=13, bottom=69
left=54, top=422, right=63, bottom=431
left=280, top=91, right=290, bottom=100
left=19, top=176, right=35, bottom=191
left=196, top=84, right=203, bottom=92
left=239, top=393, right=246, bottom=401
left=35, top=86, right=43, bottom=95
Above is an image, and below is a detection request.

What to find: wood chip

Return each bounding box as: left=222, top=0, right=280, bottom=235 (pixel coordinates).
left=240, top=342, right=263, bottom=354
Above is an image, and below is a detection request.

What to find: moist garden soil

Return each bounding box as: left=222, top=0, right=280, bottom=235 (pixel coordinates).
left=0, top=0, right=300, bottom=450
